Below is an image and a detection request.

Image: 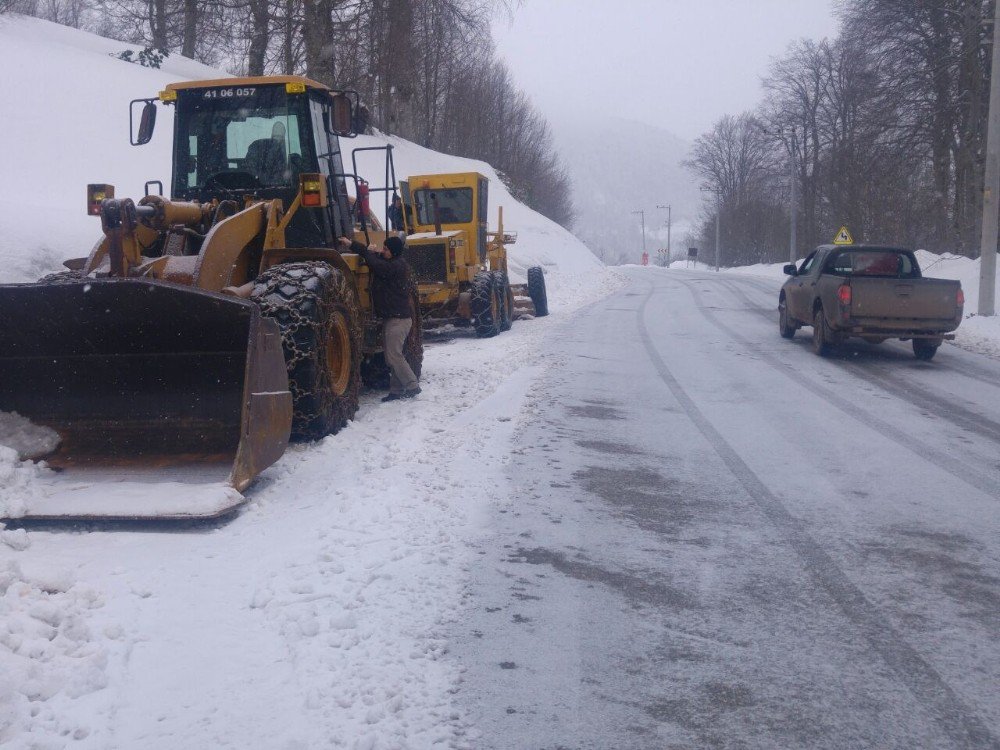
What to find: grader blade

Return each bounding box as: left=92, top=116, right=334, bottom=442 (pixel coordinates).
left=0, top=279, right=292, bottom=521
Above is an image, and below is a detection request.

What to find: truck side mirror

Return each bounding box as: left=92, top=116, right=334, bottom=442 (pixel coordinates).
left=329, top=94, right=354, bottom=137
left=131, top=100, right=157, bottom=146
left=783, top=264, right=798, bottom=276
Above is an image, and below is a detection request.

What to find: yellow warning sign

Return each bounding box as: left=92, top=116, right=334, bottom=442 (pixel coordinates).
left=833, top=226, right=854, bottom=245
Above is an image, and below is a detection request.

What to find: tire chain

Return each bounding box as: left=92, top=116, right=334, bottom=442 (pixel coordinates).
left=251, top=261, right=361, bottom=439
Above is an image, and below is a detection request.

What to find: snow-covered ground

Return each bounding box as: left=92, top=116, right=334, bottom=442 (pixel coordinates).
left=4, top=12, right=1000, bottom=748
left=0, top=15, right=619, bottom=747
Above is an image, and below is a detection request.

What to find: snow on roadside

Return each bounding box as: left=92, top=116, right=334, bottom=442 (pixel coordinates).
left=0, top=267, right=622, bottom=749
left=0, top=14, right=615, bottom=747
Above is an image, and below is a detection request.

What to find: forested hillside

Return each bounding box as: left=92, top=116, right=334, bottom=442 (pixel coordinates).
left=685, top=0, right=994, bottom=265
left=0, top=0, right=573, bottom=227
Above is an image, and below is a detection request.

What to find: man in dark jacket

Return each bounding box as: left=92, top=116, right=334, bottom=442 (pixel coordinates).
left=337, top=235, right=420, bottom=401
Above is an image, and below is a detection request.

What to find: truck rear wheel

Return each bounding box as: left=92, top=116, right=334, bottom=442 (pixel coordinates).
left=812, top=306, right=833, bottom=357
left=778, top=294, right=796, bottom=339
left=472, top=271, right=500, bottom=337
left=913, top=339, right=940, bottom=361
left=251, top=261, right=361, bottom=440
left=527, top=266, right=549, bottom=317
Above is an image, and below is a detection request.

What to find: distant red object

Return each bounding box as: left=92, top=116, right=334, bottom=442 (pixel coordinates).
left=641, top=252, right=649, bottom=266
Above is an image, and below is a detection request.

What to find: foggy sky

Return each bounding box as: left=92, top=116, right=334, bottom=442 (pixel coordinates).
left=492, top=0, right=839, bottom=140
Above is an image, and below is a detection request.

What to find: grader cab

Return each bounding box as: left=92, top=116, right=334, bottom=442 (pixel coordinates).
left=0, top=76, right=421, bottom=520
left=398, top=172, right=548, bottom=337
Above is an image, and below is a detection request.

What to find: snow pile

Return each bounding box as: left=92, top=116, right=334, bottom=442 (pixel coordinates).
left=0, top=447, right=50, bottom=520
left=0, top=560, right=109, bottom=746
left=0, top=15, right=602, bottom=298
left=0, top=14, right=619, bottom=748
left=351, top=133, right=603, bottom=287
left=0, top=411, right=61, bottom=461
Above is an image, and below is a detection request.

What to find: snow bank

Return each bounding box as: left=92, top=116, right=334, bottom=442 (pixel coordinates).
left=0, top=15, right=601, bottom=291
left=0, top=447, right=50, bottom=520
left=0, top=14, right=617, bottom=749
left=0, top=412, right=61, bottom=461
left=351, top=134, right=602, bottom=285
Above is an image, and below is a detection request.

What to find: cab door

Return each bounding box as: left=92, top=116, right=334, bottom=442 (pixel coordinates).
left=787, top=250, right=819, bottom=321
left=477, top=177, right=489, bottom=264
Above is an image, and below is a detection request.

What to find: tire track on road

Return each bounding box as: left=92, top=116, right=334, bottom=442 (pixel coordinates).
left=680, top=277, right=999, bottom=498
left=727, top=274, right=1000, bottom=391
left=635, top=276, right=1000, bottom=750
left=718, top=279, right=1000, bottom=446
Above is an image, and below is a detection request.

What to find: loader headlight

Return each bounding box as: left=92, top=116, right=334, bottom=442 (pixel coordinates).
left=87, top=184, right=114, bottom=216
left=300, top=174, right=327, bottom=208
left=158, top=89, right=177, bottom=102
left=285, top=82, right=306, bottom=94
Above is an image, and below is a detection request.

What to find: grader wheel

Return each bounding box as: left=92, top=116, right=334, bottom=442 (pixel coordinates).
left=493, top=271, right=514, bottom=332
left=251, top=261, right=361, bottom=439
left=527, top=266, right=549, bottom=317
left=472, top=271, right=501, bottom=337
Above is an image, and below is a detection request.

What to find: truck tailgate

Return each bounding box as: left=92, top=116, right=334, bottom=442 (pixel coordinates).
left=850, top=277, right=960, bottom=322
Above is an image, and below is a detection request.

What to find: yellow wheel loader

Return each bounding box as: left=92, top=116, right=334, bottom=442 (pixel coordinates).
left=394, top=172, right=549, bottom=337
left=0, top=76, right=421, bottom=521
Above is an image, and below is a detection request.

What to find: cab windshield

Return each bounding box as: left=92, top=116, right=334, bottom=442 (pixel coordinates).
left=413, top=188, right=473, bottom=224
left=173, top=86, right=311, bottom=193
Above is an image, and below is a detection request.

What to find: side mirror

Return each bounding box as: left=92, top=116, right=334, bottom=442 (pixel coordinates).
left=329, top=94, right=354, bottom=137
left=131, top=99, right=157, bottom=146
left=783, top=264, right=798, bottom=276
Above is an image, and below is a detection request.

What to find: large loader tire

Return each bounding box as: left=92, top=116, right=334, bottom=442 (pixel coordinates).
left=251, top=261, right=361, bottom=440
left=472, top=271, right=501, bottom=338
left=527, top=266, right=549, bottom=317
left=360, top=281, right=423, bottom=389
left=493, top=271, right=513, bottom=332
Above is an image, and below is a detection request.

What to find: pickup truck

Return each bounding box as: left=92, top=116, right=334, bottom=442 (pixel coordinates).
left=778, top=245, right=964, bottom=360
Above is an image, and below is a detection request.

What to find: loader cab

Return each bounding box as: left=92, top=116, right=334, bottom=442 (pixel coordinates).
left=163, top=77, right=355, bottom=246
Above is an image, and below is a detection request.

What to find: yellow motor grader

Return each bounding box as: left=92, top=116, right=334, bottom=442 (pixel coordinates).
left=396, top=172, right=549, bottom=336
left=0, top=76, right=421, bottom=520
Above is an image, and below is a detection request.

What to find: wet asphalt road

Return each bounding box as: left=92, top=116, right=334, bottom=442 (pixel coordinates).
left=451, top=268, right=1000, bottom=749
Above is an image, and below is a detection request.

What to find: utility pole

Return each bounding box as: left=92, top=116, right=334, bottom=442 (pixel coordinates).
left=789, top=127, right=798, bottom=265
left=632, top=209, right=646, bottom=259
left=979, top=0, right=1000, bottom=316
left=657, top=204, right=671, bottom=261
left=700, top=186, right=722, bottom=271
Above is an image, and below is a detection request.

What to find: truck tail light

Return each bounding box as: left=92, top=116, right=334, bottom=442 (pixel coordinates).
left=837, top=284, right=852, bottom=305
left=957, top=288, right=965, bottom=307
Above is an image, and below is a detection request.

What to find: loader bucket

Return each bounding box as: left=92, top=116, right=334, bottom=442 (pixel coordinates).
left=0, top=279, right=292, bottom=521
